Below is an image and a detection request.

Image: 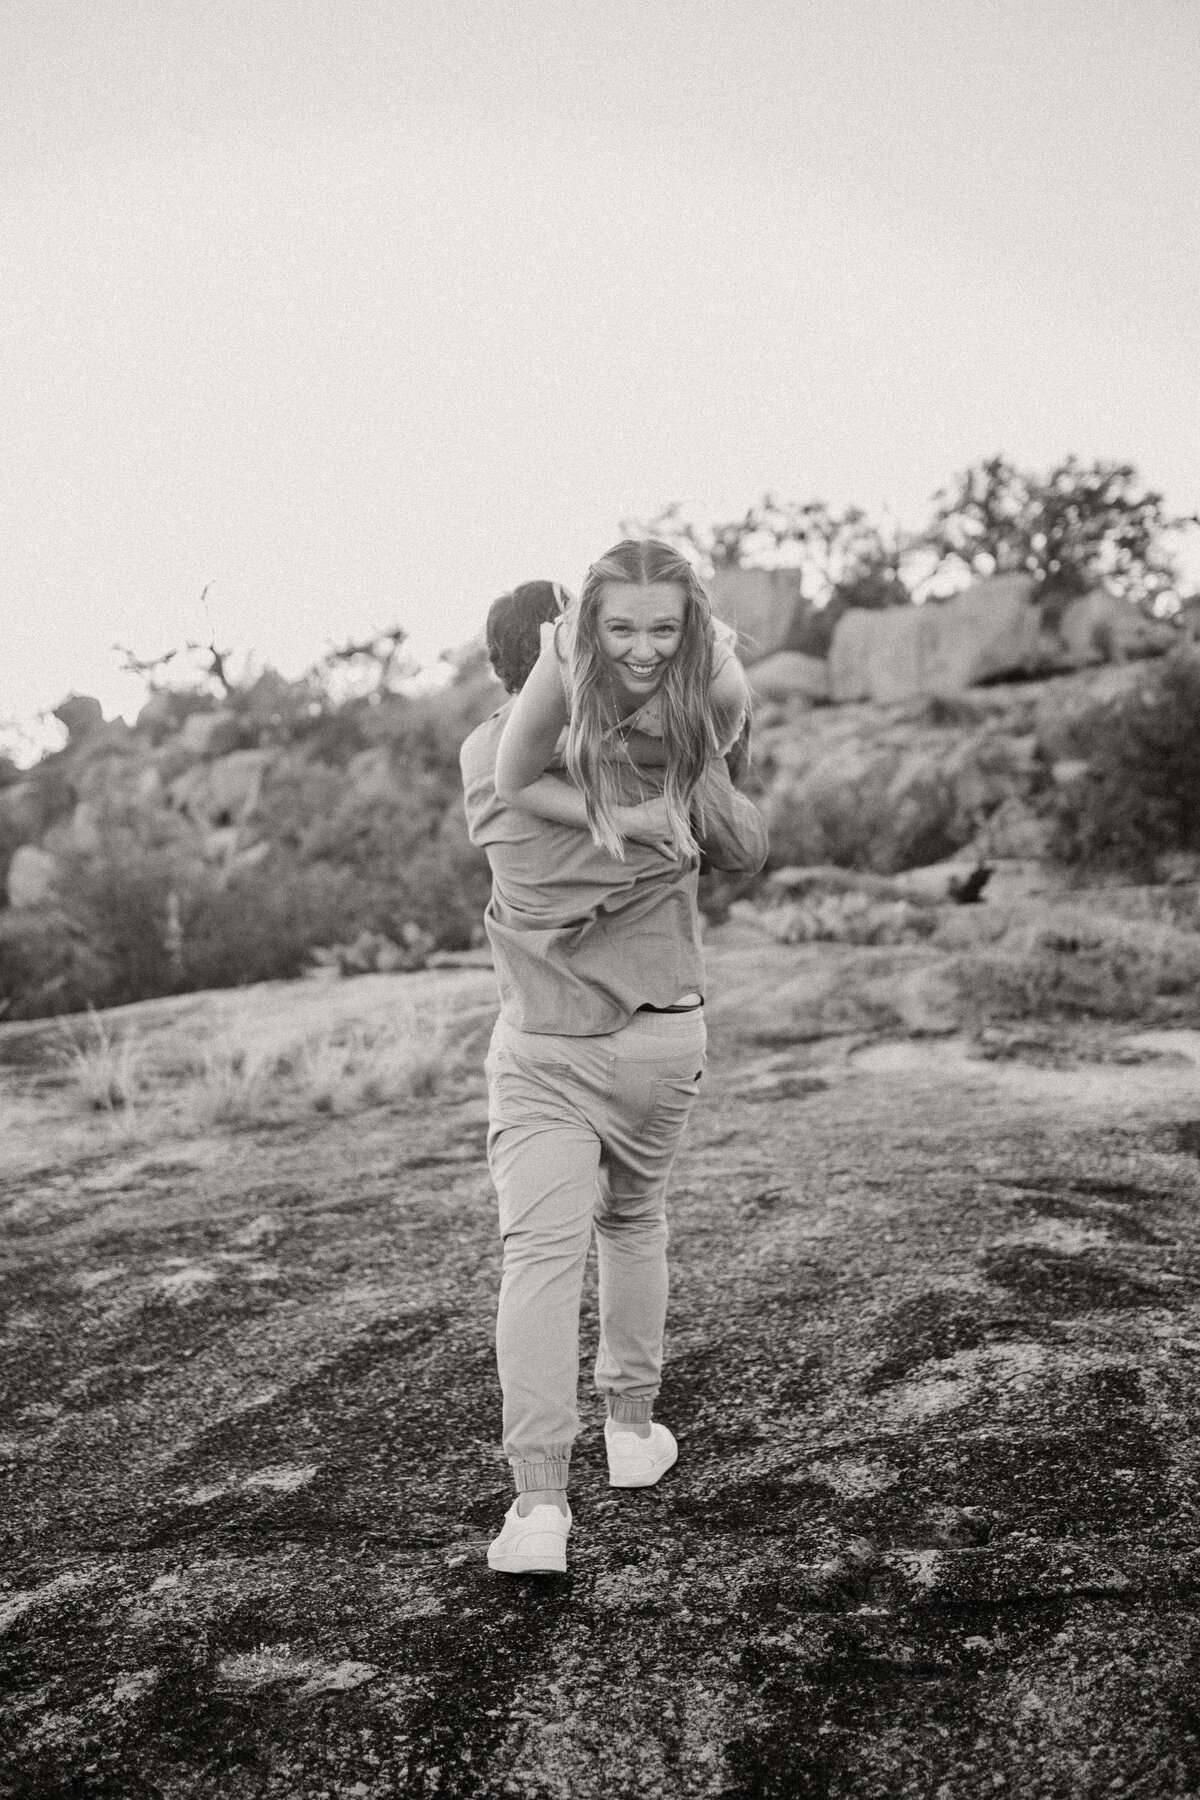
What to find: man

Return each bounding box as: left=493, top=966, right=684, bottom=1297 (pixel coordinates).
left=460, top=580, right=767, bottom=1574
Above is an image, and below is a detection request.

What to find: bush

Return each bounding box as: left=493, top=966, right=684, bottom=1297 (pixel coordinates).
left=1051, top=652, right=1200, bottom=876
left=60, top=852, right=180, bottom=1006
left=178, top=862, right=363, bottom=992
left=0, top=909, right=113, bottom=1020
left=734, top=889, right=938, bottom=946
left=956, top=906, right=1200, bottom=1024
left=766, top=768, right=968, bottom=875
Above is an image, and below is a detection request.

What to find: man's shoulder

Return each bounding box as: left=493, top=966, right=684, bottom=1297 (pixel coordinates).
left=459, top=701, right=511, bottom=779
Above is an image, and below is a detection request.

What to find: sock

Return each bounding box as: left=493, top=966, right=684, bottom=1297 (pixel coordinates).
left=516, top=1489, right=569, bottom=1518
left=607, top=1417, right=652, bottom=1440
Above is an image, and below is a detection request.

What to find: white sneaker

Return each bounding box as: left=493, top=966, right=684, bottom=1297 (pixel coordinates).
left=605, top=1418, right=678, bottom=1489
left=487, top=1499, right=571, bottom=1574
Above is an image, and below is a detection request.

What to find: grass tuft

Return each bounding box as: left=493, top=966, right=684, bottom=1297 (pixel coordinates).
left=298, top=1010, right=460, bottom=1115
left=55, top=1010, right=142, bottom=1112
left=191, top=1039, right=278, bottom=1127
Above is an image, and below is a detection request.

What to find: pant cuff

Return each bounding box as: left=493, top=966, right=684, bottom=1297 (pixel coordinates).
left=511, top=1458, right=570, bottom=1494
left=605, top=1394, right=655, bottom=1424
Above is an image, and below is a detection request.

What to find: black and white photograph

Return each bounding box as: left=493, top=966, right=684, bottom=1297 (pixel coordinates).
left=3, top=3, right=1200, bottom=1795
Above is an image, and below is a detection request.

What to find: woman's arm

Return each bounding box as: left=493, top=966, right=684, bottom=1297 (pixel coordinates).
left=507, top=774, right=676, bottom=857
left=494, top=637, right=571, bottom=803
left=693, top=756, right=769, bottom=873
left=710, top=650, right=751, bottom=756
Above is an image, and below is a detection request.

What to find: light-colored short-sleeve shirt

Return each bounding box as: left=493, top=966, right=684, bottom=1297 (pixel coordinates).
left=460, top=705, right=707, bottom=1036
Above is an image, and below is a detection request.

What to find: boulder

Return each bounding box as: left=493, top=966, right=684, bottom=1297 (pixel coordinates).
left=136, top=690, right=184, bottom=743
left=74, top=746, right=148, bottom=802
left=7, top=845, right=60, bottom=908
left=1055, top=591, right=1177, bottom=666
left=201, top=824, right=241, bottom=865
left=53, top=695, right=105, bottom=741
left=827, top=607, right=933, bottom=704
left=708, top=566, right=808, bottom=664
left=829, top=576, right=1050, bottom=704
left=0, top=780, right=52, bottom=841
left=825, top=609, right=873, bottom=702
left=827, top=578, right=1177, bottom=708
left=180, top=710, right=242, bottom=759
left=977, top=795, right=1051, bottom=860
left=923, top=574, right=1046, bottom=689
left=154, top=740, right=201, bottom=784
left=169, top=749, right=269, bottom=828
left=49, top=801, right=104, bottom=857
left=748, top=651, right=829, bottom=703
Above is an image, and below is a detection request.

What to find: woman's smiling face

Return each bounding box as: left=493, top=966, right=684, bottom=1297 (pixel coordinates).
left=596, top=581, right=686, bottom=699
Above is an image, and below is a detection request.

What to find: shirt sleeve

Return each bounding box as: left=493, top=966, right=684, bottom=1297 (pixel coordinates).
left=460, top=713, right=514, bottom=845
left=711, top=613, right=739, bottom=676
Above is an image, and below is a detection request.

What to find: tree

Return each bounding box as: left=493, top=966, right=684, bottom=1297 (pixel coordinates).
left=626, top=496, right=911, bottom=610
left=924, top=456, right=1193, bottom=611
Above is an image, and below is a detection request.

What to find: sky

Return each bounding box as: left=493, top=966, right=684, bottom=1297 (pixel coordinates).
left=2, top=0, right=1198, bottom=749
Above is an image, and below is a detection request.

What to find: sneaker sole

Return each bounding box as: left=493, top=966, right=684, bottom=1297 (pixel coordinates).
left=487, top=1534, right=568, bottom=1575
left=607, top=1441, right=679, bottom=1489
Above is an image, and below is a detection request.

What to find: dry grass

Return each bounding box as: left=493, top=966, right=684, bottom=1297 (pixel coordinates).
left=190, top=1039, right=281, bottom=1128
left=53, top=1011, right=143, bottom=1113
left=180, top=1000, right=475, bottom=1129
left=297, top=1009, right=460, bottom=1115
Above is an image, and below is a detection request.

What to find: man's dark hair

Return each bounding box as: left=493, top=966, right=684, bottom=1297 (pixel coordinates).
left=486, top=581, right=566, bottom=694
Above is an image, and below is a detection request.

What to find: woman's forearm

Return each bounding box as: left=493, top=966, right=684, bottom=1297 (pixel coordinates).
left=494, top=647, right=571, bottom=801
left=506, top=775, right=595, bottom=830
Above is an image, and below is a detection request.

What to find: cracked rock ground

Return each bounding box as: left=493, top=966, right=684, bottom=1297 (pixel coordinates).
left=3, top=946, right=1200, bottom=1798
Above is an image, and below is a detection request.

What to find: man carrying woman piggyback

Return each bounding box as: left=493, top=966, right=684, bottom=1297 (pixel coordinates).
left=460, top=540, right=765, bottom=1575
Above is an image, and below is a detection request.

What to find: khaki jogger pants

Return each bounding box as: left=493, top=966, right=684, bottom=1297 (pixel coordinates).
left=485, top=1007, right=708, bottom=1493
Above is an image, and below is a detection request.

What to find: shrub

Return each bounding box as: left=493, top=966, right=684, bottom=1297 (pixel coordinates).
left=0, top=908, right=113, bottom=1020
left=1050, top=652, right=1200, bottom=876
left=179, top=862, right=362, bottom=992
left=60, top=852, right=180, bottom=1006
left=735, top=890, right=938, bottom=946
left=956, top=906, right=1200, bottom=1024
left=766, top=768, right=968, bottom=875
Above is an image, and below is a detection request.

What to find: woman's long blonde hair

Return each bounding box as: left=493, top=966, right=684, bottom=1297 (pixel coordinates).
left=565, top=539, right=723, bottom=860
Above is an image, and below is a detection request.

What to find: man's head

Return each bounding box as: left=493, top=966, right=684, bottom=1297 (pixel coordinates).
left=486, top=581, right=568, bottom=694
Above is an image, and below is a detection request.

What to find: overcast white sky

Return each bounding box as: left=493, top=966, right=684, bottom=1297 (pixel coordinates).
left=3, top=0, right=1198, bottom=742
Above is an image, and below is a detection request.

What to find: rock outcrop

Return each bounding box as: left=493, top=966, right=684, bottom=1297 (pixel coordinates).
left=709, top=565, right=808, bottom=663
left=52, top=695, right=106, bottom=741
left=179, top=709, right=242, bottom=759
left=828, top=575, right=1050, bottom=703
left=1056, top=590, right=1177, bottom=666
left=750, top=661, right=1158, bottom=875
left=815, top=576, right=1176, bottom=706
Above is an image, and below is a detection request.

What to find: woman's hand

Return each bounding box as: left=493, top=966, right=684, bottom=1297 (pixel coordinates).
left=618, top=796, right=678, bottom=858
